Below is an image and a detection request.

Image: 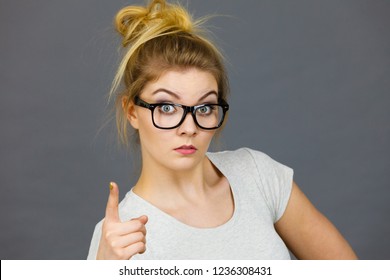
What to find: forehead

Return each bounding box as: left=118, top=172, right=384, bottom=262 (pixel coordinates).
left=141, top=68, right=218, bottom=99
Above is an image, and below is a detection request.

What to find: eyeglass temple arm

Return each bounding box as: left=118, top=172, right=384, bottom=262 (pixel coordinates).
left=134, top=96, right=153, bottom=109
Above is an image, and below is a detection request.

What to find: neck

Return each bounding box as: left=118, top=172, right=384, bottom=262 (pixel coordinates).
left=133, top=155, right=218, bottom=206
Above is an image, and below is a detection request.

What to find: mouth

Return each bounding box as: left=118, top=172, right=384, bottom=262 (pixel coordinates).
left=174, top=145, right=198, bottom=155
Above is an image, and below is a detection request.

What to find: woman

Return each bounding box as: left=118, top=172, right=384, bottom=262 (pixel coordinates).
left=87, top=0, right=357, bottom=260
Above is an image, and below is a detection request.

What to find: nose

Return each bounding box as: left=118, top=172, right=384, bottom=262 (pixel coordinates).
left=177, top=111, right=198, bottom=135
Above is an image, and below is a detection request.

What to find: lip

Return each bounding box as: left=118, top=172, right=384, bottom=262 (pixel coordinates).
left=174, top=145, right=197, bottom=155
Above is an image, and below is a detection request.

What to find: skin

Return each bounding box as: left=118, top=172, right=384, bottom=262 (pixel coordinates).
left=275, top=182, right=357, bottom=259
left=97, top=182, right=148, bottom=260
left=96, top=68, right=357, bottom=260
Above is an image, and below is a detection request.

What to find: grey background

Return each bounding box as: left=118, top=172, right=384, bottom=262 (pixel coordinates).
left=1, top=0, right=389, bottom=259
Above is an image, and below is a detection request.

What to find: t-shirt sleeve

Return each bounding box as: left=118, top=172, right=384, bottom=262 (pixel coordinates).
left=86, top=220, right=103, bottom=260
left=245, top=148, right=294, bottom=223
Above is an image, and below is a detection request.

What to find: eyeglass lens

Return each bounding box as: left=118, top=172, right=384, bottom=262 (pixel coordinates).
left=153, top=104, right=224, bottom=129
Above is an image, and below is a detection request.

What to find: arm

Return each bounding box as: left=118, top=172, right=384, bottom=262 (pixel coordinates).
left=274, top=181, right=358, bottom=259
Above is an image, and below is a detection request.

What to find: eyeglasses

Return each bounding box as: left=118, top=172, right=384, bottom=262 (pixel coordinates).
left=134, top=96, right=229, bottom=130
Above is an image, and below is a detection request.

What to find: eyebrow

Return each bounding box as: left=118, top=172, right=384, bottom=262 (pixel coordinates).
left=152, top=89, right=218, bottom=102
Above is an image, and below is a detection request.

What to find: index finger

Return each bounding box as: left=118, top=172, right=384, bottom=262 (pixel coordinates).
left=105, top=182, right=120, bottom=222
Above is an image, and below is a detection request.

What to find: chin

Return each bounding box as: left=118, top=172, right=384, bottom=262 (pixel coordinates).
left=167, top=155, right=204, bottom=171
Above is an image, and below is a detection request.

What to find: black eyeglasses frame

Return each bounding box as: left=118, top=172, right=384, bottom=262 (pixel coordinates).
left=133, top=96, right=229, bottom=130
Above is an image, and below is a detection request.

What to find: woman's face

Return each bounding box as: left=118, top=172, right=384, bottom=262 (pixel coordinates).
left=129, top=68, right=219, bottom=172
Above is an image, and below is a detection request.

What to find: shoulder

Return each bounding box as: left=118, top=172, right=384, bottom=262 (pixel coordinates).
left=207, top=147, right=267, bottom=160
left=208, top=147, right=294, bottom=222
left=207, top=147, right=282, bottom=170
left=207, top=147, right=293, bottom=185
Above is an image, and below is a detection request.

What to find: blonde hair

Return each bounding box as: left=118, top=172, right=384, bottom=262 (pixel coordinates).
left=111, top=0, right=229, bottom=145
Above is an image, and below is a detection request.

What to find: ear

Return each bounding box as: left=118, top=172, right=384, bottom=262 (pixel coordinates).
left=122, top=96, right=139, bottom=130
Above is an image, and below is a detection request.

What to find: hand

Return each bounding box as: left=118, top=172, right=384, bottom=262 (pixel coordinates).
left=96, top=182, right=148, bottom=260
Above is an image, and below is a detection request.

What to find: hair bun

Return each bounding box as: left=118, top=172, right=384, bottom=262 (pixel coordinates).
left=115, top=0, right=195, bottom=47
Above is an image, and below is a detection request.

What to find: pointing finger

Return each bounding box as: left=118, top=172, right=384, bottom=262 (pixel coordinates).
left=105, top=182, right=120, bottom=222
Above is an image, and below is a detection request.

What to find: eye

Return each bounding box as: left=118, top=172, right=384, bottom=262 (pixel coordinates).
left=158, top=104, right=176, bottom=114
left=197, top=105, right=213, bottom=115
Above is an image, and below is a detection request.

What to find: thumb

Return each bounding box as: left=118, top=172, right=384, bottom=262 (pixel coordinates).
left=136, top=215, right=148, bottom=225
left=105, top=182, right=120, bottom=222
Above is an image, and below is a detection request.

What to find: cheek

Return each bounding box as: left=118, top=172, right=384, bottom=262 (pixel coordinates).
left=136, top=110, right=154, bottom=132
left=137, top=117, right=171, bottom=146
left=202, top=132, right=216, bottom=147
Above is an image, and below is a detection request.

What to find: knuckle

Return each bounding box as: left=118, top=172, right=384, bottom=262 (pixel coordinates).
left=128, top=242, right=146, bottom=259
left=132, top=220, right=143, bottom=230
left=115, top=249, right=126, bottom=259
left=109, top=240, right=118, bottom=248
left=134, top=231, right=144, bottom=241
left=138, top=242, right=147, bottom=254
left=103, top=230, right=114, bottom=241
left=133, top=242, right=145, bottom=253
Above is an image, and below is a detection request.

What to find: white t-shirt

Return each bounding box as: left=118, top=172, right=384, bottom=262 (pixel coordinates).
left=87, top=148, right=293, bottom=259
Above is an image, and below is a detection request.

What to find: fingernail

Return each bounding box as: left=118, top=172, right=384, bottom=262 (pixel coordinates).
left=109, top=182, right=114, bottom=191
